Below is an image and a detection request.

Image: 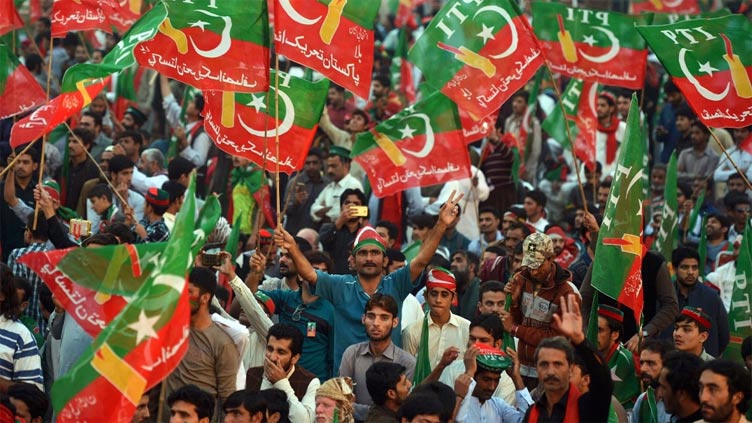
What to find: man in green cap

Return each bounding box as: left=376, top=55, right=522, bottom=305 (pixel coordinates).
left=453, top=342, right=531, bottom=422
left=310, top=146, right=363, bottom=225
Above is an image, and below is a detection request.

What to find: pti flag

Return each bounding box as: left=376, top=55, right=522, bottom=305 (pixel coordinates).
left=409, top=0, right=543, bottom=117
left=0, top=0, right=23, bottom=36
left=630, top=0, right=699, bottom=14
left=17, top=242, right=166, bottom=338
left=110, top=0, right=145, bottom=33
left=352, top=92, right=471, bottom=198
left=51, top=175, right=203, bottom=422
left=203, top=70, right=329, bottom=174
left=0, top=43, right=47, bottom=120
left=273, top=0, right=379, bottom=100
left=591, top=94, right=646, bottom=323
left=648, top=9, right=730, bottom=25
left=637, top=14, right=752, bottom=128
left=135, top=0, right=270, bottom=93
left=51, top=0, right=114, bottom=36
left=532, top=3, right=649, bottom=90
left=541, top=78, right=599, bottom=171
left=652, top=152, right=678, bottom=262
left=723, top=223, right=752, bottom=362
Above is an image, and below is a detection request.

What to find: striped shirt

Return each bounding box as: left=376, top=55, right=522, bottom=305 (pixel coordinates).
left=0, top=316, right=44, bottom=390
left=8, top=243, right=51, bottom=335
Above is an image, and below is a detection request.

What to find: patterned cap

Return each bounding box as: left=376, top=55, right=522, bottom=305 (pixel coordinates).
left=475, top=343, right=512, bottom=372
left=597, top=304, right=624, bottom=323
left=145, top=187, right=170, bottom=207
left=681, top=306, right=712, bottom=331
left=254, top=291, right=275, bottom=316
left=42, top=180, right=61, bottom=202
left=352, top=226, right=386, bottom=253
left=521, top=232, right=554, bottom=269
left=426, top=267, right=458, bottom=306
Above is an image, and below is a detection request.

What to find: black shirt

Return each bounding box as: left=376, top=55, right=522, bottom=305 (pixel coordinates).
left=0, top=177, right=37, bottom=261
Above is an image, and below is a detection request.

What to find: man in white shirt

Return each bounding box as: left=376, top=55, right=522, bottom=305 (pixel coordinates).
left=132, top=148, right=169, bottom=195
left=310, top=146, right=364, bottom=224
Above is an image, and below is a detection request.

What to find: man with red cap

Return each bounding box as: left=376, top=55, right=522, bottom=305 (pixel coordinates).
left=274, top=191, right=463, bottom=372
left=595, top=304, right=640, bottom=410
left=596, top=91, right=627, bottom=177
left=403, top=268, right=471, bottom=370
left=545, top=226, right=579, bottom=269
left=125, top=187, right=170, bottom=243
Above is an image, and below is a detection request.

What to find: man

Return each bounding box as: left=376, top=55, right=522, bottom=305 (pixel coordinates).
left=677, top=122, right=720, bottom=183
left=432, top=202, right=472, bottom=255
left=425, top=169, right=490, bottom=242
left=523, top=295, right=613, bottom=422
left=167, top=384, right=215, bottom=423
left=698, top=359, right=751, bottom=423
left=0, top=148, right=40, bottom=261
left=318, top=109, right=370, bottom=182
left=674, top=106, right=697, bottom=155
left=469, top=206, right=503, bottom=257
left=673, top=306, right=716, bottom=361
left=596, top=92, right=627, bottom=177
left=366, top=74, right=402, bottom=122
left=161, top=180, right=186, bottom=232
left=705, top=213, right=731, bottom=273
left=132, top=148, right=169, bottom=195
left=715, top=126, right=752, bottom=186
left=502, top=232, right=579, bottom=388
left=325, top=84, right=354, bottom=130
left=504, top=90, right=542, bottom=183
left=545, top=226, right=579, bottom=269
left=78, top=111, right=113, bottom=159
left=655, top=80, right=685, bottom=163
left=725, top=173, right=749, bottom=196
left=630, top=339, right=675, bottom=423
left=479, top=124, right=518, bottom=216
left=222, top=389, right=290, bottom=423
left=87, top=155, right=146, bottom=233
left=126, top=187, right=170, bottom=243
left=8, top=215, right=50, bottom=334
left=310, top=146, right=364, bottom=225
left=406, top=214, right=435, bottom=245
left=596, top=181, right=611, bottom=211
left=315, top=377, right=356, bottom=423
left=132, top=391, right=150, bottom=423
left=165, top=268, right=240, bottom=415
left=449, top=250, right=481, bottom=320
left=320, top=188, right=368, bottom=274
left=403, top=268, right=471, bottom=370
left=364, top=362, right=411, bottom=422
left=658, top=351, right=704, bottom=422
left=375, top=221, right=399, bottom=249
left=274, top=192, right=462, bottom=369
left=284, top=148, right=329, bottom=234
left=246, top=323, right=320, bottom=423
left=397, top=393, right=443, bottom=423
left=160, top=75, right=211, bottom=169
left=664, top=247, right=729, bottom=357
left=594, top=305, right=640, bottom=409
left=726, top=193, right=750, bottom=242
left=477, top=282, right=507, bottom=316
left=503, top=221, right=530, bottom=255
left=454, top=344, right=532, bottom=422
left=523, top=190, right=549, bottom=233
left=7, top=383, right=48, bottom=423
left=55, top=127, right=101, bottom=210
left=339, top=294, right=415, bottom=421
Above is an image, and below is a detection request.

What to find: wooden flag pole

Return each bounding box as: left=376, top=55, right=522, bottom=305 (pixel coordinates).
left=274, top=55, right=281, bottom=228
left=707, top=125, right=752, bottom=192
left=0, top=140, right=41, bottom=180
left=33, top=31, right=55, bottom=230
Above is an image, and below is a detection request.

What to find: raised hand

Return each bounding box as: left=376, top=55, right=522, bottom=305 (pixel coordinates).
left=437, top=190, right=464, bottom=226
left=551, top=294, right=585, bottom=344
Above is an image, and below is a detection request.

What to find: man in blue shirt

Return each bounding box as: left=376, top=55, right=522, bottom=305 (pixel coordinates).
left=274, top=191, right=463, bottom=370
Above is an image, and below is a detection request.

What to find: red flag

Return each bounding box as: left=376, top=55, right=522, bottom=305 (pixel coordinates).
left=109, top=0, right=144, bottom=33
left=50, top=0, right=114, bottom=37
left=0, top=0, right=23, bottom=36
left=0, top=44, right=48, bottom=120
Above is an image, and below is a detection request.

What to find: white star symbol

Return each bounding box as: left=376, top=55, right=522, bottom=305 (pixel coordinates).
left=128, top=311, right=160, bottom=344
left=583, top=34, right=597, bottom=47
left=399, top=124, right=416, bottom=139
left=697, top=61, right=719, bottom=76
left=611, top=367, right=622, bottom=382
left=476, top=24, right=495, bottom=44
left=188, top=20, right=209, bottom=31
left=247, top=94, right=266, bottom=113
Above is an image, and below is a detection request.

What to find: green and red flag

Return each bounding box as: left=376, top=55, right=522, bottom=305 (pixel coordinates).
left=203, top=70, right=329, bottom=174
left=112, top=65, right=144, bottom=121
left=17, top=242, right=166, bottom=337
left=273, top=0, right=378, bottom=100
left=50, top=175, right=203, bottom=422
left=50, top=0, right=114, bottom=37
left=637, top=15, right=752, bottom=128
left=390, top=27, right=416, bottom=105
left=638, top=387, right=660, bottom=423
left=532, top=3, right=650, bottom=90
left=648, top=8, right=730, bottom=25
left=0, top=43, right=47, bottom=120
left=591, top=94, right=646, bottom=323
left=135, top=0, right=270, bottom=93
left=652, top=152, right=678, bottom=261
left=606, top=344, right=641, bottom=408
left=723, top=223, right=752, bottom=362
left=409, top=0, right=543, bottom=118
left=352, top=92, right=471, bottom=198
left=389, top=0, right=424, bottom=29
left=541, top=78, right=599, bottom=170
left=630, top=0, right=699, bottom=15
left=0, top=0, right=23, bottom=36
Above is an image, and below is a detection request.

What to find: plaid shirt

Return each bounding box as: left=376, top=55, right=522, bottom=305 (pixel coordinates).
left=136, top=218, right=169, bottom=243
left=8, top=242, right=51, bottom=336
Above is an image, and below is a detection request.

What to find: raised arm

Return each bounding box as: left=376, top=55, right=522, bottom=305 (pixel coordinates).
left=409, top=190, right=463, bottom=281
left=274, top=226, right=317, bottom=285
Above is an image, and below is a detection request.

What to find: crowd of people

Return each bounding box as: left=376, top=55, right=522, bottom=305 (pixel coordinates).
left=0, top=2, right=751, bottom=423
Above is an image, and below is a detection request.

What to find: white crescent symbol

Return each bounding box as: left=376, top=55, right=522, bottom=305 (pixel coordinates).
left=678, top=48, right=729, bottom=101
left=278, top=0, right=322, bottom=25
left=587, top=82, right=598, bottom=113
left=473, top=5, right=518, bottom=59
left=238, top=88, right=295, bottom=137
left=188, top=9, right=232, bottom=59
left=578, top=26, right=619, bottom=64
left=400, top=113, right=434, bottom=158
left=662, top=0, right=683, bottom=7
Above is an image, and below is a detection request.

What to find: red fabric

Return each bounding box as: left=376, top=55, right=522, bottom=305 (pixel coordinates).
left=380, top=193, right=403, bottom=245
left=740, top=133, right=752, bottom=155
left=598, top=116, right=620, bottom=164
left=528, top=384, right=581, bottom=423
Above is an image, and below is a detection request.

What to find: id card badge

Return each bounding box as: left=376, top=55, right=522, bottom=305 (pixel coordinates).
left=307, top=322, right=317, bottom=337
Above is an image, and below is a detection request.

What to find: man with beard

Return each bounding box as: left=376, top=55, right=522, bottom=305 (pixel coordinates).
left=246, top=323, right=320, bottom=423
left=658, top=351, right=704, bottom=423
left=545, top=226, right=579, bottom=269
left=450, top=250, right=481, bottom=320
left=320, top=188, right=368, bottom=274
left=284, top=148, right=329, bottom=234
left=594, top=305, right=640, bottom=410
left=595, top=92, right=627, bottom=178
left=453, top=344, right=531, bottom=422
left=338, top=294, right=415, bottom=421
left=469, top=207, right=503, bottom=257
left=631, top=339, right=675, bottom=423
left=704, top=214, right=731, bottom=274
left=662, top=248, right=728, bottom=357
left=310, top=147, right=364, bottom=225
left=165, top=268, right=240, bottom=418
left=274, top=192, right=462, bottom=370
left=0, top=147, right=40, bottom=261
left=698, top=360, right=751, bottom=423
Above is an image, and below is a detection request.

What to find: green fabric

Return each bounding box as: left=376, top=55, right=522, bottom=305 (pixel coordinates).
left=413, top=311, right=431, bottom=384
left=722, top=223, right=752, bottom=362
left=639, top=387, right=659, bottom=423
left=231, top=166, right=264, bottom=194
left=232, top=185, right=255, bottom=235
left=225, top=211, right=244, bottom=261
left=20, top=315, right=44, bottom=349
left=688, top=192, right=705, bottom=236
left=698, top=215, right=708, bottom=277
left=586, top=291, right=600, bottom=345
left=652, top=152, right=678, bottom=261
left=608, top=344, right=640, bottom=409
left=503, top=292, right=515, bottom=352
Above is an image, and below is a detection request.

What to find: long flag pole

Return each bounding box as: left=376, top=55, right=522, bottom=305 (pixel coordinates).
left=33, top=31, right=55, bottom=230
left=707, top=125, right=752, bottom=192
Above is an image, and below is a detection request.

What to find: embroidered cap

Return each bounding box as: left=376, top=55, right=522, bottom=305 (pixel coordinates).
left=521, top=232, right=554, bottom=270
left=681, top=306, right=712, bottom=331
left=42, top=180, right=61, bottom=202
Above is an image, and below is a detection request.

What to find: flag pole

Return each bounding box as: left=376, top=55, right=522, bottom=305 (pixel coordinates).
left=0, top=139, right=41, bottom=179
left=706, top=125, right=752, bottom=191
left=543, top=62, right=590, bottom=214
left=274, top=54, right=281, bottom=228
left=33, top=31, right=55, bottom=230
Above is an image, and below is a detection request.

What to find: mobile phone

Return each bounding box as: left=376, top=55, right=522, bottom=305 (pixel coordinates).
left=351, top=206, right=369, bottom=217
left=201, top=243, right=224, bottom=267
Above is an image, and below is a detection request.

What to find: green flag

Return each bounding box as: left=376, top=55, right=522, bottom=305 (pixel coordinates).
left=722, top=223, right=752, bottom=362
left=638, top=387, right=659, bottom=423
left=413, top=312, right=432, bottom=384
left=653, top=152, right=678, bottom=261
left=226, top=211, right=244, bottom=261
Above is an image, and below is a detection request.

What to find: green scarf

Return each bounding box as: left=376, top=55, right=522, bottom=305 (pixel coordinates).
left=230, top=166, right=264, bottom=194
